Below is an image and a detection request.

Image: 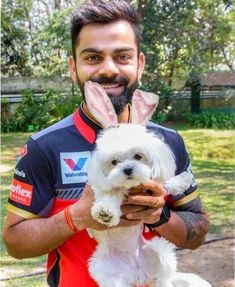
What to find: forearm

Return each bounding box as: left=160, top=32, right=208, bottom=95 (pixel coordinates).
left=3, top=210, right=81, bottom=259
left=155, top=210, right=209, bottom=249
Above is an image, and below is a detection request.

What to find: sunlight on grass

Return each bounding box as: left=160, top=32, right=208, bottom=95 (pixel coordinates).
left=1, top=133, right=47, bottom=287
left=177, top=129, right=234, bottom=233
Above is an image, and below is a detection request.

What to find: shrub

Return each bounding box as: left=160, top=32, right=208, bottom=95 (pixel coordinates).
left=185, top=110, right=235, bottom=129
left=1, top=89, right=82, bottom=132
left=152, top=105, right=173, bottom=124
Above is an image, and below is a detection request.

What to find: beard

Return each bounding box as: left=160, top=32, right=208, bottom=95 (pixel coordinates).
left=77, top=75, right=138, bottom=115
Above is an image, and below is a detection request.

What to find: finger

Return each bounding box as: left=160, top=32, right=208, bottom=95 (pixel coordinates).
left=128, top=195, right=165, bottom=208
left=121, top=204, right=147, bottom=216
left=128, top=184, right=145, bottom=194
left=127, top=208, right=160, bottom=222
left=128, top=190, right=152, bottom=196
left=118, top=218, right=142, bottom=227
left=144, top=181, right=166, bottom=196
left=129, top=181, right=166, bottom=196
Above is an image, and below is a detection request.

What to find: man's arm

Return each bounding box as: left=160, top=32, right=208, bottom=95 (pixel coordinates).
left=156, top=201, right=209, bottom=249
left=3, top=210, right=76, bottom=259
left=3, top=186, right=95, bottom=259
left=3, top=185, right=142, bottom=259
left=127, top=181, right=210, bottom=250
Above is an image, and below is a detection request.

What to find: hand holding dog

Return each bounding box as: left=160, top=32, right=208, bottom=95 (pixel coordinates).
left=70, top=184, right=146, bottom=231
left=125, top=180, right=166, bottom=225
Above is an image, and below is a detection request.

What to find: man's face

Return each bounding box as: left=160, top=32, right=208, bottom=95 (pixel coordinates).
left=69, top=20, right=145, bottom=114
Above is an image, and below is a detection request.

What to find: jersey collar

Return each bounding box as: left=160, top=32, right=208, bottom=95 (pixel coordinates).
left=73, top=102, right=132, bottom=144
left=73, top=103, right=102, bottom=144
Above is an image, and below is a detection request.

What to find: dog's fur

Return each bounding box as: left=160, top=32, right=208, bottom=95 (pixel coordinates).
left=84, top=81, right=212, bottom=287
left=86, top=124, right=204, bottom=287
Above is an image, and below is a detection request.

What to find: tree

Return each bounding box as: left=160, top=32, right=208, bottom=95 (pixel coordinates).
left=139, top=0, right=234, bottom=93
left=1, top=0, right=33, bottom=76
left=1, top=0, right=80, bottom=77
left=1, top=0, right=234, bottom=82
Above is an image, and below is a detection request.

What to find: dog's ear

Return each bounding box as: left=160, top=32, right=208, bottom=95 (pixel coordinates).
left=84, top=81, right=159, bottom=126
left=150, top=136, right=176, bottom=182
left=87, top=149, right=111, bottom=191
left=131, top=90, right=159, bottom=124
left=84, top=81, right=118, bottom=128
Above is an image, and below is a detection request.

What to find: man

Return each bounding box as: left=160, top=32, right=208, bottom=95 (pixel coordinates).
left=3, top=1, right=209, bottom=286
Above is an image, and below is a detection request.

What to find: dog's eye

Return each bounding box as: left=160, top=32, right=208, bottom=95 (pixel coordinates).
left=111, top=160, right=118, bottom=166
left=134, top=154, right=142, bottom=160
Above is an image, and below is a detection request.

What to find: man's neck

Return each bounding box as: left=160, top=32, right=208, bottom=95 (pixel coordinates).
left=117, top=105, right=131, bottom=123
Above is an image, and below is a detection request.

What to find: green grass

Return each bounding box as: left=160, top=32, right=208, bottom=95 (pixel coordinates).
left=1, top=128, right=234, bottom=286
left=167, top=126, right=235, bottom=233
left=1, top=133, right=47, bottom=287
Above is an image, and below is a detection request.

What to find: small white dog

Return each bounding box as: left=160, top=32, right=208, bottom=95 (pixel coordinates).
left=84, top=82, right=212, bottom=287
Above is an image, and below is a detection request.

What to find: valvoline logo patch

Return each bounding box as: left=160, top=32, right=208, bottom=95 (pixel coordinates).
left=60, top=152, right=91, bottom=184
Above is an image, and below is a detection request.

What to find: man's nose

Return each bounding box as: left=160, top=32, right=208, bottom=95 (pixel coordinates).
left=98, top=58, right=119, bottom=78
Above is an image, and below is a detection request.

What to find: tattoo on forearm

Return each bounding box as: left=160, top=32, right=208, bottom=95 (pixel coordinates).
left=175, top=198, right=209, bottom=243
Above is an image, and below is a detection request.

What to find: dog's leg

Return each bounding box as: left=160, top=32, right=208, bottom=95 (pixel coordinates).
left=170, top=272, right=213, bottom=287
left=91, top=187, right=124, bottom=226
left=148, top=281, right=175, bottom=287
left=164, top=170, right=194, bottom=195
left=89, top=246, right=136, bottom=287
left=141, top=237, right=177, bottom=287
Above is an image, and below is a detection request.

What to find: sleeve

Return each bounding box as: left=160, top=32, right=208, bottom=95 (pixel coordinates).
left=7, top=137, right=56, bottom=219
left=166, top=132, right=200, bottom=211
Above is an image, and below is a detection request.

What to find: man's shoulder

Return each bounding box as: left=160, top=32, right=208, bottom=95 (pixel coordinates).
left=31, top=114, right=74, bottom=142
left=146, top=121, right=186, bottom=157
left=146, top=121, right=178, bottom=139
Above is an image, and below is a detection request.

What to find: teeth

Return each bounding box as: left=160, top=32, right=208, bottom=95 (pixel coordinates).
left=101, top=84, right=120, bottom=89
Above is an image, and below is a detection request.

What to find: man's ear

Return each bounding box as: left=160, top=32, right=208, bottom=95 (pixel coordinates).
left=68, top=56, right=77, bottom=84
left=137, top=52, right=145, bottom=81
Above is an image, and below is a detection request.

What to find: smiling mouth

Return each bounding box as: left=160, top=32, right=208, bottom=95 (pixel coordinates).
left=101, top=83, right=122, bottom=90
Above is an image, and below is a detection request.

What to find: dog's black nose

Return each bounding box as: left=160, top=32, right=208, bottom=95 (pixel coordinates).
left=124, top=168, right=133, bottom=176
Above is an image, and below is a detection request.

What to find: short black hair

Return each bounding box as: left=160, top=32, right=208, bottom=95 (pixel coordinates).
left=71, top=0, right=140, bottom=59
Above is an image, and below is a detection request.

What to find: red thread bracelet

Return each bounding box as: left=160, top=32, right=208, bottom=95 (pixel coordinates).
left=64, top=206, right=79, bottom=233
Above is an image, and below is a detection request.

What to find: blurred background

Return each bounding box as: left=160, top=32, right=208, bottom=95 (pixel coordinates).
left=1, top=1, right=234, bottom=286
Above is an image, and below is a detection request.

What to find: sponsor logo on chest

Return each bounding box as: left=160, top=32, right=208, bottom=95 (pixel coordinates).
left=60, top=152, right=91, bottom=184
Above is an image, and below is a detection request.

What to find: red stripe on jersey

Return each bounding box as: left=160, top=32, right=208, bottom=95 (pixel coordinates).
left=73, top=108, right=96, bottom=144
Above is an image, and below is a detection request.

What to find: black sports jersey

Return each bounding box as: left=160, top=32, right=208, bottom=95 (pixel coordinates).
left=8, top=104, right=198, bottom=287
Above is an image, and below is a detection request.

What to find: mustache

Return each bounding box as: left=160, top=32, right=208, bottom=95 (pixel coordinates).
left=90, top=75, right=128, bottom=86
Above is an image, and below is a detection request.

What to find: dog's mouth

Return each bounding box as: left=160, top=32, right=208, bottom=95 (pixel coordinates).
left=127, top=176, right=134, bottom=180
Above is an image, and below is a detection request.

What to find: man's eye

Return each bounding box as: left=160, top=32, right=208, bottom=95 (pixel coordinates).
left=116, top=54, right=131, bottom=63
left=86, top=55, right=100, bottom=62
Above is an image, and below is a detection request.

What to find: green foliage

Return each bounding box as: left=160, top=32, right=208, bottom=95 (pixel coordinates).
left=140, top=0, right=234, bottom=91
left=1, top=0, right=78, bottom=77
left=33, top=7, right=73, bottom=76
left=152, top=106, right=173, bottom=124
left=185, top=110, right=235, bottom=129
left=1, top=90, right=82, bottom=132
left=2, top=0, right=234, bottom=84
left=1, top=0, right=33, bottom=76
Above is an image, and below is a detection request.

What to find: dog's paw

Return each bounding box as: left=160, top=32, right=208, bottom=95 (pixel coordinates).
left=91, top=204, right=120, bottom=226
left=97, top=208, right=114, bottom=223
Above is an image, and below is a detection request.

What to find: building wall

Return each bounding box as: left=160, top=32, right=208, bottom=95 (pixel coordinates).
left=158, top=88, right=235, bottom=117
left=1, top=77, right=235, bottom=120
